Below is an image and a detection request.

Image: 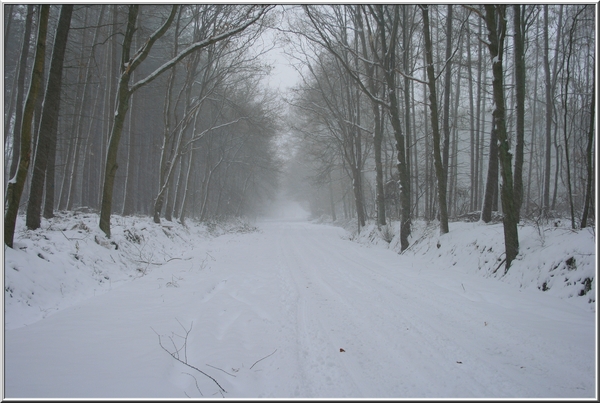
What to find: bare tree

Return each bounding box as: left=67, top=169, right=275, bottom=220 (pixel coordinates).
left=6, top=5, right=34, bottom=181
left=99, top=5, right=272, bottom=236
left=25, top=5, right=74, bottom=230
left=483, top=5, right=519, bottom=271
left=421, top=5, right=449, bottom=234
left=580, top=73, right=594, bottom=228
left=512, top=5, right=526, bottom=221
left=5, top=5, right=49, bottom=247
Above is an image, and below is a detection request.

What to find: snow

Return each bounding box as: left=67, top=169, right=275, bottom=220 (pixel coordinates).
left=2, top=211, right=597, bottom=398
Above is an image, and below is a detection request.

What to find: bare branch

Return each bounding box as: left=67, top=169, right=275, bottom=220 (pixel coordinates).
left=151, top=327, right=227, bottom=393
left=250, top=349, right=277, bottom=370
left=131, top=5, right=273, bottom=92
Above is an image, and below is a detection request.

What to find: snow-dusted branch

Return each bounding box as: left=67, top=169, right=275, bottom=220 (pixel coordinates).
left=130, top=5, right=273, bottom=93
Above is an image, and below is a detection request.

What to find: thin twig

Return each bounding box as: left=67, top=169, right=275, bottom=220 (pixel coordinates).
left=492, top=257, right=507, bottom=274
left=59, top=230, right=86, bottom=241
left=250, top=349, right=277, bottom=370
left=206, top=363, right=237, bottom=377
left=152, top=328, right=226, bottom=393
left=135, top=260, right=163, bottom=266
left=182, top=372, right=203, bottom=397
left=175, top=318, right=192, bottom=363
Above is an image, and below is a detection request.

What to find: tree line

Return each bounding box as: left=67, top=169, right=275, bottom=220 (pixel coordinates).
left=283, top=5, right=595, bottom=271
left=4, top=5, right=280, bottom=245
left=3, top=5, right=596, bottom=272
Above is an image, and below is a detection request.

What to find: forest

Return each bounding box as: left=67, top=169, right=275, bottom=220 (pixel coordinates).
left=3, top=5, right=596, bottom=270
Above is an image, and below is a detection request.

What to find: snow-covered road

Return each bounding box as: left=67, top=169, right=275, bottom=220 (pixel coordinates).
left=4, top=219, right=596, bottom=398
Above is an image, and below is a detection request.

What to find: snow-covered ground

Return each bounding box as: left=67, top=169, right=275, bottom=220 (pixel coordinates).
left=2, top=210, right=597, bottom=398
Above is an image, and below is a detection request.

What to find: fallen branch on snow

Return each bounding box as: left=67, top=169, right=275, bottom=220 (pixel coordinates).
left=151, top=321, right=226, bottom=393
left=250, top=349, right=277, bottom=370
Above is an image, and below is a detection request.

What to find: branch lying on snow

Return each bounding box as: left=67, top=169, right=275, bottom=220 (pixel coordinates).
left=492, top=256, right=507, bottom=275
left=206, top=363, right=237, bottom=377
left=135, top=257, right=189, bottom=266
left=151, top=321, right=227, bottom=393
left=182, top=372, right=203, bottom=397
left=250, top=349, right=277, bottom=370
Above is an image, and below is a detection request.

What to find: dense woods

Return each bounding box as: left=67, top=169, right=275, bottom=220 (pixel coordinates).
left=3, top=5, right=596, bottom=271
left=283, top=5, right=595, bottom=270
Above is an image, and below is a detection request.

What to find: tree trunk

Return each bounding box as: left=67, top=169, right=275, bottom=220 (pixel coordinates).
left=5, top=5, right=49, bottom=248
left=484, top=5, right=519, bottom=271
left=542, top=5, right=563, bottom=216
left=121, top=29, right=140, bottom=217
left=580, top=75, right=595, bottom=228
left=512, top=5, right=526, bottom=222
left=422, top=5, right=449, bottom=234
left=475, top=21, right=484, bottom=211
left=374, top=5, right=411, bottom=250
left=562, top=9, right=582, bottom=229
left=525, top=20, right=541, bottom=217
left=100, top=5, right=179, bottom=236
left=26, top=5, right=73, bottom=230
left=442, top=5, right=453, bottom=194
left=481, top=124, right=499, bottom=223
left=328, top=170, right=336, bottom=221
left=466, top=22, right=476, bottom=212
left=121, top=89, right=137, bottom=216
left=99, top=5, right=139, bottom=237
left=8, top=5, right=34, bottom=181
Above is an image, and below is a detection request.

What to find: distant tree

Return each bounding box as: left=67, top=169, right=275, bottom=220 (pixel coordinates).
left=98, top=5, right=272, bottom=236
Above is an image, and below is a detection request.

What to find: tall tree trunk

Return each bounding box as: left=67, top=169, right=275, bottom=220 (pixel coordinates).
left=442, top=5, right=453, bottom=193
left=26, top=5, right=73, bottom=230
left=580, top=75, right=595, bottom=228
left=5, top=5, right=49, bottom=248
left=99, top=5, right=140, bottom=236
left=475, top=21, right=484, bottom=211
left=542, top=6, right=552, bottom=215
left=8, top=5, right=34, bottom=181
left=449, top=46, right=462, bottom=216
left=422, top=5, right=449, bottom=234
left=481, top=124, right=499, bottom=223
left=100, top=5, right=179, bottom=236
left=542, top=5, right=563, bottom=216
left=562, top=9, right=582, bottom=229
left=374, top=5, right=411, bottom=250
left=121, top=89, right=137, bottom=216
left=466, top=21, right=476, bottom=212
left=121, top=29, right=140, bottom=217
left=484, top=5, right=519, bottom=271
left=402, top=6, right=416, bottom=222
left=354, top=7, right=385, bottom=227
left=525, top=20, right=541, bottom=217
left=512, top=5, right=526, bottom=222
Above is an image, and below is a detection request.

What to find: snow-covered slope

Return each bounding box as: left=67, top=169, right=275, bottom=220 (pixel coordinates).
left=3, top=212, right=255, bottom=329
left=348, top=218, right=596, bottom=311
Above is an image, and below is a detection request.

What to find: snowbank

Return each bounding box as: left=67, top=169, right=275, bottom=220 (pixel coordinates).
left=3, top=212, right=256, bottom=329
left=336, top=217, right=596, bottom=311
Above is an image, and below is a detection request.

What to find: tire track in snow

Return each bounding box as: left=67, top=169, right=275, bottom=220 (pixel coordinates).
left=263, top=221, right=594, bottom=398
left=275, top=225, right=363, bottom=397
